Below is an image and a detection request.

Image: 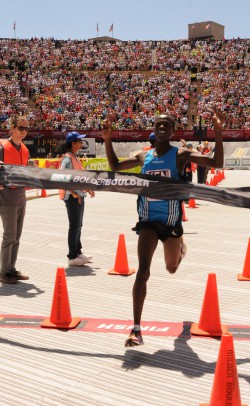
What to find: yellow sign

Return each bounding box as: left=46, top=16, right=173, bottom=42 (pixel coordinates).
left=31, top=158, right=141, bottom=173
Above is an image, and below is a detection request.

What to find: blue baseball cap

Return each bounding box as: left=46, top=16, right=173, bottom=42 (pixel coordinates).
left=66, top=131, right=86, bottom=143
left=149, top=132, right=155, bottom=140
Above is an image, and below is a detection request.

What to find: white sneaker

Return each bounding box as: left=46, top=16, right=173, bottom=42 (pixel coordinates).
left=68, top=256, right=89, bottom=267
left=78, top=253, right=93, bottom=263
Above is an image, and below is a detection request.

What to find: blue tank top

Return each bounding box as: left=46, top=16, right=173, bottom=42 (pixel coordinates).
left=138, top=147, right=182, bottom=225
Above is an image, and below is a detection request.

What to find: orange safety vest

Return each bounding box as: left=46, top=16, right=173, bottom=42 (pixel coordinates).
left=1, top=139, right=29, bottom=165
left=59, top=152, right=85, bottom=200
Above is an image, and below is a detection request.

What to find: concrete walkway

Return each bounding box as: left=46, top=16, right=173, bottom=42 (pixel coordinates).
left=0, top=170, right=249, bottom=405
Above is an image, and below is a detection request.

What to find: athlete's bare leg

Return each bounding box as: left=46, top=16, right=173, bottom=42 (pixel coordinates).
left=132, top=227, right=158, bottom=326
left=163, top=236, right=186, bottom=274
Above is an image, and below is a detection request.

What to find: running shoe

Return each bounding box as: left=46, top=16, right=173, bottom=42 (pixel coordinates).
left=125, top=329, right=144, bottom=347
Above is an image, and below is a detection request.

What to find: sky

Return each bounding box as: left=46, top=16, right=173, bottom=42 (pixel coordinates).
left=1, top=0, right=249, bottom=41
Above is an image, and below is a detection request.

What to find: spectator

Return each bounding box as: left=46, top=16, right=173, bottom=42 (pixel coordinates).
left=59, top=131, right=95, bottom=267
left=0, top=116, right=30, bottom=284
left=143, top=132, right=155, bottom=151
left=183, top=143, right=194, bottom=182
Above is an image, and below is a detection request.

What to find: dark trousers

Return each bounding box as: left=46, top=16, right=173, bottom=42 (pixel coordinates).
left=65, top=195, right=85, bottom=260
left=197, top=166, right=206, bottom=184
left=0, top=204, right=26, bottom=275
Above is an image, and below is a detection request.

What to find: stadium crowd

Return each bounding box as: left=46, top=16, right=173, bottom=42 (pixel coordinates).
left=0, top=37, right=249, bottom=131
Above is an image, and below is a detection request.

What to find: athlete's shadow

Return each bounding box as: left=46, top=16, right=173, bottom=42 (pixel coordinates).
left=0, top=323, right=249, bottom=384
left=0, top=282, right=45, bottom=298
left=122, top=322, right=250, bottom=384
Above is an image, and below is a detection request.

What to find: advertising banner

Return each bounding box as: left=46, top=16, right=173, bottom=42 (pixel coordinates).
left=0, top=164, right=249, bottom=209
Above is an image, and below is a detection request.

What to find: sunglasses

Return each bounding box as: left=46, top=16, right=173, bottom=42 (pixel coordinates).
left=17, top=126, right=29, bottom=132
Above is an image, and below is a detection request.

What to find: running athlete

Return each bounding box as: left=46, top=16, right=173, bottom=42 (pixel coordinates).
left=102, top=110, right=224, bottom=346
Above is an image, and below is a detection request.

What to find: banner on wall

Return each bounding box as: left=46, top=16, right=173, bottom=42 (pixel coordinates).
left=0, top=129, right=249, bottom=144
left=76, top=138, right=96, bottom=156
left=0, top=164, right=249, bottom=208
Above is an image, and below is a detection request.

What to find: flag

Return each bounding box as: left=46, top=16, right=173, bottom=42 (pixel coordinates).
left=97, top=22, right=99, bottom=32
left=13, top=21, right=16, bottom=30
left=191, top=24, right=195, bottom=30
left=109, top=23, right=113, bottom=32
left=205, top=23, right=210, bottom=30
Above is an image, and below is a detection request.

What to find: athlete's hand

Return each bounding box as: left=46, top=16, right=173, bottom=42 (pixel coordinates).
left=102, top=115, right=115, bottom=140
left=211, top=109, right=225, bottom=132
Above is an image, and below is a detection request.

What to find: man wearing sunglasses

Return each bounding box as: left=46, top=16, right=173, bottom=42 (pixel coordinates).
left=0, top=116, right=30, bottom=284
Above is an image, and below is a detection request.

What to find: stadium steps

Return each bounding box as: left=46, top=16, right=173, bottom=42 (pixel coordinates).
left=187, top=80, right=201, bottom=127
left=151, top=49, right=157, bottom=65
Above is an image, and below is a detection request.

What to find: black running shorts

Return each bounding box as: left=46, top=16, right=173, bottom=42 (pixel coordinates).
left=134, top=221, right=183, bottom=242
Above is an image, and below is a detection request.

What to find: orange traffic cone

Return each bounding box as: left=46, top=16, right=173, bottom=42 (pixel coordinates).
left=191, top=273, right=228, bottom=337
left=200, top=333, right=248, bottom=406
left=211, top=167, right=215, bottom=174
left=41, top=267, right=81, bottom=329
left=237, top=238, right=250, bottom=281
left=187, top=198, right=198, bottom=208
left=41, top=189, right=47, bottom=198
left=108, top=234, right=135, bottom=275
left=218, top=170, right=223, bottom=182
left=210, top=177, right=215, bottom=186
left=182, top=202, right=188, bottom=222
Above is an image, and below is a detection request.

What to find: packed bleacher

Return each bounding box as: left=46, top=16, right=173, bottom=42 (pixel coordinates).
left=0, top=37, right=249, bottom=131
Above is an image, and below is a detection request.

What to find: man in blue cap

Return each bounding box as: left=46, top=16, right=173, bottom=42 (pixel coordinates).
left=143, top=132, right=156, bottom=151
